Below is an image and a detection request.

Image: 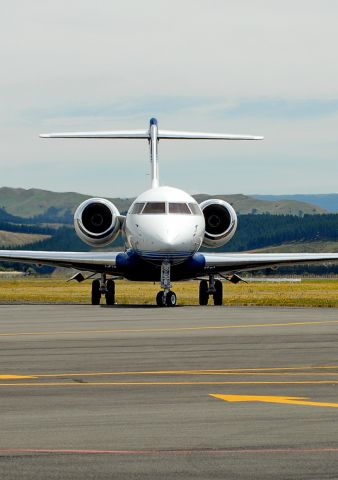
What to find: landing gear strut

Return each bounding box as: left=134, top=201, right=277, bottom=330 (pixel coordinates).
left=91, top=274, right=115, bottom=305
left=199, top=274, right=223, bottom=306
left=156, top=261, right=177, bottom=307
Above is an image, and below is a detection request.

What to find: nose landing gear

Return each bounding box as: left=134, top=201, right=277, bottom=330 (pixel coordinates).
left=156, top=261, right=177, bottom=307
left=199, top=274, right=223, bottom=306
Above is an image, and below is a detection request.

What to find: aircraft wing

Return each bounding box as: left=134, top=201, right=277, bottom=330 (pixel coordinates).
left=203, top=252, right=338, bottom=274
left=0, top=250, right=122, bottom=273
left=1, top=250, right=337, bottom=277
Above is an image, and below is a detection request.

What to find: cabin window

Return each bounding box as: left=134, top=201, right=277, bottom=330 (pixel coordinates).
left=188, top=203, right=202, bottom=215
left=142, top=202, right=166, bottom=214
left=130, top=202, right=145, bottom=214
left=168, top=202, right=191, bottom=214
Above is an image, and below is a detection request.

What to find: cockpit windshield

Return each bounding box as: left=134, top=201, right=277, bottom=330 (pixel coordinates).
left=168, top=203, right=191, bottom=214
left=142, top=202, right=166, bottom=214
left=130, top=202, right=145, bottom=214
left=130, top=201, right=202, bottom=215
left=188, top=203, right=202, bottom=215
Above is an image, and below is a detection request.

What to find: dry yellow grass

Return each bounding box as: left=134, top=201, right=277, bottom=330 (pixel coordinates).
left=0, top=277, right=337, bottom=307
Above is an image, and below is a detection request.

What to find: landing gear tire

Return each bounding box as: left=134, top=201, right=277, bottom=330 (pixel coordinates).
left=165, top=291, right=177, bottom=307
left=199, top=280, right=209, bottom=305
left=91, top=279, right=101, bottom=305
left=156, top=291, right=164, bottom=306
left=105, top=279, right=115, bottom=305
left=213, top=279, right=223, bottom=306
left=156, top=290, right=177, bottom=307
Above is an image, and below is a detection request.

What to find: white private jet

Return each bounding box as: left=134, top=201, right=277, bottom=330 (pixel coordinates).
left=0, top=118, right=337, bottom=306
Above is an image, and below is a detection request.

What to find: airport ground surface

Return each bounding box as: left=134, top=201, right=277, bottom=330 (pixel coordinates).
left=1, top=305, right=338, bottom=479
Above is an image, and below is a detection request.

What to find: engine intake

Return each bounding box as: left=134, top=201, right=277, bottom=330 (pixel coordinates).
left=74, top=198, right=121, bottom=247
left=200, top=199, right=237, bottom=248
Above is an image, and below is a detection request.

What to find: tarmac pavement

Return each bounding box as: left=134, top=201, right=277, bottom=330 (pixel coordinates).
left=0, top=305, right=338, bottom=479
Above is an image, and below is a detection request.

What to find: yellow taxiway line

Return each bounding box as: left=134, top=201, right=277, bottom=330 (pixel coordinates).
left=2, top=366, right=338, bottom=382
left=211, top=394, right=338, bottom=408
left=2, top=380, right=338, bottom=387
left=1, top=366, right=338, bottom=380
left=1, top=319, right=338, bottom=337
left=2, top=365, right=338, bottom=386
left=14, top=370, right=338, bottom=378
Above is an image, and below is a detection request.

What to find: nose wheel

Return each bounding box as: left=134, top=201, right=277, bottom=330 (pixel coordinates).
left=156, top=290, right=177, bottom=307
left=156, top=261, right=177, bottom=307
left=156, top=291, right=164, bottom=306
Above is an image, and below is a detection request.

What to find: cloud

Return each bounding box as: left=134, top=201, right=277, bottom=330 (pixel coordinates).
left=25, top=96, right=338, bottom=123
left=220, top=98, right=338, bottom=119
left=25, top=97, right=217, bottom=121
left=0, top=1, right=338, bottom=196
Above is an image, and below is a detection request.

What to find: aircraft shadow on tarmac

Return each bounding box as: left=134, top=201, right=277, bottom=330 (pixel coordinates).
left=100, top=304, right=184, bottom=309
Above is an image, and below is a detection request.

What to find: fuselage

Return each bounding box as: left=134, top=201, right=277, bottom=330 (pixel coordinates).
left=124, top=186, right=205, bottom=264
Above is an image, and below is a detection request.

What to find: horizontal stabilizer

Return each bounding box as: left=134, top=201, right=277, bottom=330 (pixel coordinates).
left=158, top=130, right=263, bottom=140
left=40, top=130, right=149, bottom=139
left=39, top=118, right=263, bottom=189
left=40, top=130, right=263, bottom=141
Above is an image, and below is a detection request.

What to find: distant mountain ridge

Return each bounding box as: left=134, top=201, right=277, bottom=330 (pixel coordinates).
left=193, top=194, right=325, bottom=216
left=0, top=187, right=326, bottom=221
left=254, top=194, right=338, bottom=213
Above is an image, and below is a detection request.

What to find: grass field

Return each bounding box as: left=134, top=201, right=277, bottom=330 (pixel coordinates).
left=0, top=277, right=337, bottom=307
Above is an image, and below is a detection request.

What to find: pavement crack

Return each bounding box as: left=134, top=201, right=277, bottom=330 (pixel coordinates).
left=71, top=378, right=87, bottom=384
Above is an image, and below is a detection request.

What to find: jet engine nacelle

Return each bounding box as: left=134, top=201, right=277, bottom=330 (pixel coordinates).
left=200, top=199, right=237, bottom=248
left=74, top=198, right=121, bottom=247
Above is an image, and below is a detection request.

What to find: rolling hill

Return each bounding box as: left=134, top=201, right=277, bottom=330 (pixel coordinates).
left=0, top=187, right=326, bottom=221
left=193, top=194, right=325, bottom=216
left=0, top=231, right=51, bottom=248
left=254, top=194, right=338, bottom=213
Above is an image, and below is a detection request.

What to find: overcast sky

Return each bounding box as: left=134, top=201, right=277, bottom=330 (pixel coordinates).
left=1, top=0, right=337, bottom=197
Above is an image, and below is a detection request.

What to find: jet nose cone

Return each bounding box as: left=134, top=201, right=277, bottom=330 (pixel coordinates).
left=156, top=229, right=178, bottom=249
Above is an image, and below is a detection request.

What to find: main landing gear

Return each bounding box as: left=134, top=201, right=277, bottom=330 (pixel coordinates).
left=199, top=274, right=223, bottom=306
left=156, top=261, right=177, bottom=307
left=91, top=274, right=115, bottom=305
